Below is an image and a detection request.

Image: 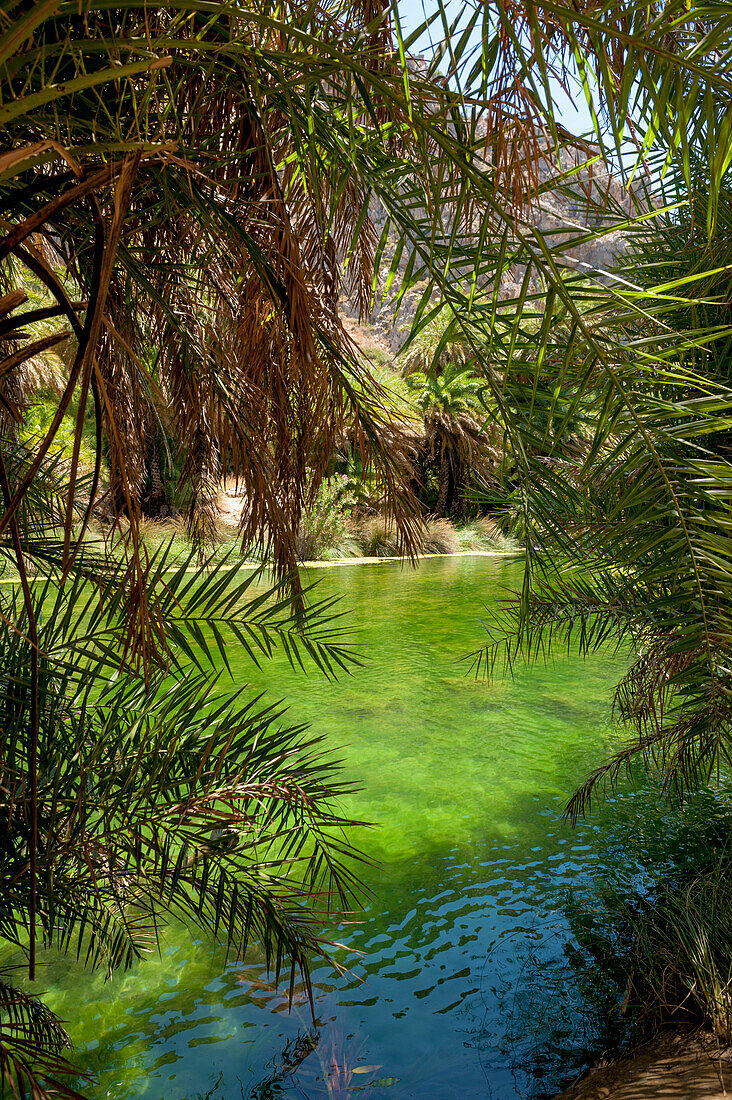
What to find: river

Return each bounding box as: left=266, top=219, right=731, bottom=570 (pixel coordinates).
left=30, top=555, right=724, bottom=1098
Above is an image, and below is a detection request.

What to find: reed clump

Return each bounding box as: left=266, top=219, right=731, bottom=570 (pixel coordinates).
left=357, top=515, right=461, bottom=557
left=621, top=863, right=732, bottom=1040
left=564, top=856, right=732, bottom=1047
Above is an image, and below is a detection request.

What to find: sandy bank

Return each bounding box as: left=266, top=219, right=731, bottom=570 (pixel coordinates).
left=206, top=549, right=523, bottom=571
left=299, top=549, right=523, bottom=567
left=555, top=1029, right=732, bottom=1099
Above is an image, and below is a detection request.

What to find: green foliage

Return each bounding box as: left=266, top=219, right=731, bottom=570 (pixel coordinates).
left=0, top=981, right=87, bottom=1099
left=398, top=305, right=474, bottom=378
left=21, top=393, right=97, bottom=470
left=363, top=347, right=392, bottom=368
left=0, top=444, right=362, bottom=1097
left=563, top=849, right=732, bottom=1045
left=406, top=365, right=484, bottom=421
left=0, top=637, right=361, bottom=971
left=296, top=475, right=358, bottom=562
left=625, top=865, right=732, bottom=1039
left=455, top=156, right=732, bottom=813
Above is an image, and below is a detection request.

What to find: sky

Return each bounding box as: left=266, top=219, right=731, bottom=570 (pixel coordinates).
left=395, top=0, right=597, bottom=137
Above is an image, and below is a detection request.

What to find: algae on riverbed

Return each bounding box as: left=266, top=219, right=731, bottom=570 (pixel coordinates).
left=9, top=556, right=721, bottom=1099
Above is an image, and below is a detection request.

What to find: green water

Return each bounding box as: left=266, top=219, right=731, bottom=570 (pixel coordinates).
left=25, top=556, right=724, bottom=1098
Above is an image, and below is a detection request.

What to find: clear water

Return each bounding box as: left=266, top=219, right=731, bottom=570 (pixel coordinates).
left=23, top=556, right=724, bottom=1099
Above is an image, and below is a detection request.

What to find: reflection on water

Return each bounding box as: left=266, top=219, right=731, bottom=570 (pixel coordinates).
left=19, top=556, right=723, bottom=1098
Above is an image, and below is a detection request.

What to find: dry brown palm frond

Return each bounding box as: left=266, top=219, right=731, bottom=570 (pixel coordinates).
left=62, top=38, right=425, bottom=590
left=19, top=350, right=67, bottom=396
left=136, top=110, right=421, bottom=577
left=0, top=0, right=536, bottom=657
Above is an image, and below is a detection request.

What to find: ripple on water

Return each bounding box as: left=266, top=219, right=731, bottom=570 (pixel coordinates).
left=19, top=557, right=722, bottom=1100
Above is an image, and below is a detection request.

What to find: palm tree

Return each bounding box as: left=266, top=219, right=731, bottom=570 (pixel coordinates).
left=0, top=440, right=364, bottom=1098
left=398, top=304, right=475, bottom=378
left=4, top=0, right=732, bottom=1089
left=3, top=0, right=454, bottom=583
left=406, top=364, right=498, bottom=517
left=392, top=1, right=732, bottom=819
left=0, top=2, right=479, bottom=1091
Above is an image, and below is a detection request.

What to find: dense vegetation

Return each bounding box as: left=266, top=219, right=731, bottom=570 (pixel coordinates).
left=3, top=0, right=732, bottom=1093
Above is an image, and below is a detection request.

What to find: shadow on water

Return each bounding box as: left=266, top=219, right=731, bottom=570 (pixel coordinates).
left=17, top=556, right=732, bottom=1100
left=26, top=778, right=728, bottom=1100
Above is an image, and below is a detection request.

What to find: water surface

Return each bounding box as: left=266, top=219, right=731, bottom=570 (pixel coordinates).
left=32, top=556, right=718, bottom=1098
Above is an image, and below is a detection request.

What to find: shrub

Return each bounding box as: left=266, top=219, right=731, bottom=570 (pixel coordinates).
left=320, top=536, right=363, bottom=561
left=454, top=523, right=486, bottom=551
left=296, top=475, right=356, bottom=561
left=357, top=515, right=459, bottom=556
left=473, top=516, right=515, bottom=547
left=560, top=849, right=732, bottom=1051
left=623, top=864, right=732, bottom=1039
left=364, top=347, right=392, bottom=367
left=357, top=515, right=401, bottom=557
left=423, top=518, right=459, bottom=554
left=22, top=390, right=97, bottom=470
left=454, top=517, right=521, bottom=553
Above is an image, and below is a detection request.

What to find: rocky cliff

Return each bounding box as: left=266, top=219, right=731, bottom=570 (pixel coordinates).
left=343, top=143, right=640, bottom=355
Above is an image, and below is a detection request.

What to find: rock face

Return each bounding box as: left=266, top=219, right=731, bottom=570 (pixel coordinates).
left=343, top=143, right=641, bottom=355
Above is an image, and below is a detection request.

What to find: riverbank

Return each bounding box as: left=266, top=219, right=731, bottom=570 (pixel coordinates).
left=300, top=547, right=523, bottom=567
left=0, top=544, right=523, bottom=583
left=92, top=509, right=522, bottom=573
left=556, top=1030, right=732, bottom=1099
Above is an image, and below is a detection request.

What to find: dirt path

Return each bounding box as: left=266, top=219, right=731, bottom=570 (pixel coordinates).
left=556, top=1030, right=732, bottom=1099
left=217, top=486, right=244, bottom=529
left=339, top=309, right=393, bottom=358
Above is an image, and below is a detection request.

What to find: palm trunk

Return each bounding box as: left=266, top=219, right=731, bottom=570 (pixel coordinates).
left=450, top=457, right=466, bottom=519
left=142, top=434, right=167, bottom=517
left=435, top=452, right=451, bottom=516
